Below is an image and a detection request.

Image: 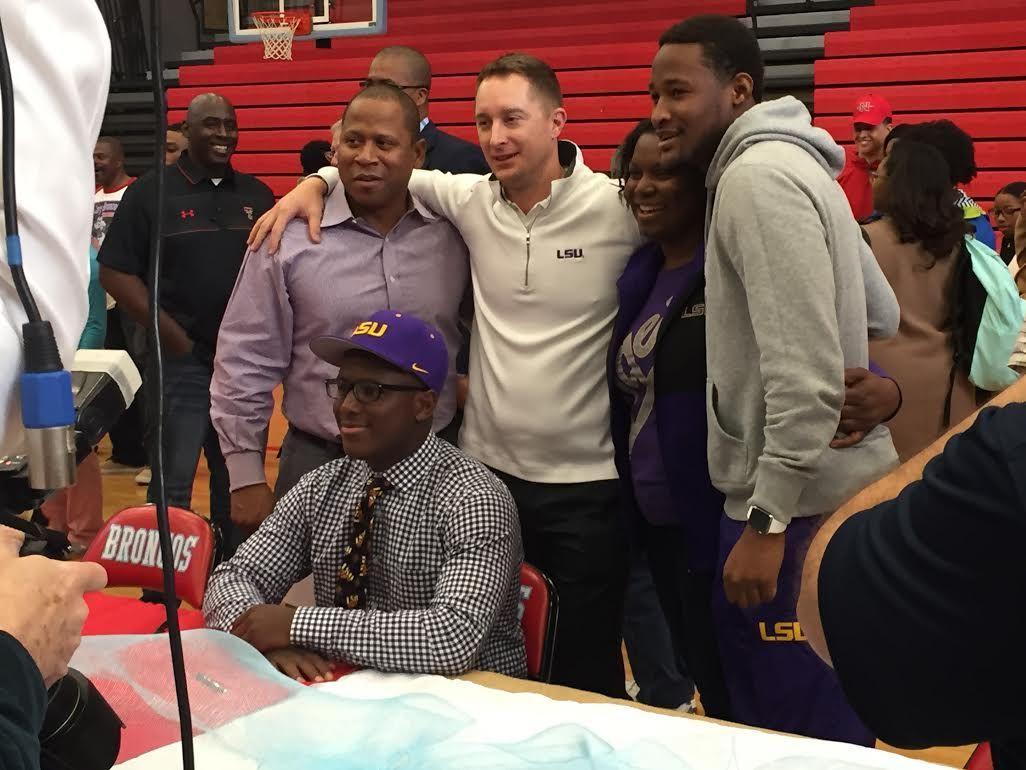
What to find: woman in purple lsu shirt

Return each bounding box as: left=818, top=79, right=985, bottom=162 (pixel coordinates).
left=609, top=120, right=733, bottom=721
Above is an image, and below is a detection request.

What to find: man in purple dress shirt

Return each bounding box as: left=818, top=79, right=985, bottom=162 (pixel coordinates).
left=210, top=84, right=470, bottom=533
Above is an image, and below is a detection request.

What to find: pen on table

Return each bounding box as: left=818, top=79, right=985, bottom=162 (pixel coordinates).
left=195, top=672, right=227, bottom=695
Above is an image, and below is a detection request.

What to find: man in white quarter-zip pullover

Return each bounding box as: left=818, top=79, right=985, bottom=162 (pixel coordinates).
left=248, top=57, right=643, bottom=698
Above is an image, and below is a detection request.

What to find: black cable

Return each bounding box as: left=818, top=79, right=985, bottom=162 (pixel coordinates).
left=0, top=13, right=39, bottom=323
left=147, top=3, right=195, bottom=768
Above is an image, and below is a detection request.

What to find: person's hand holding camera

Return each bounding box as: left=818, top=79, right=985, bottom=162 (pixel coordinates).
left=0, top=526, right=107, bottom=686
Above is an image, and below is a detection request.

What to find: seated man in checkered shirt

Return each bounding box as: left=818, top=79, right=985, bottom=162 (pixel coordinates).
left=203, top=310, right=528, bottom=681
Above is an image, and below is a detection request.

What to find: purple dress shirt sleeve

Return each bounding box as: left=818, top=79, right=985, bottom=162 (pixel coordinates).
left=211, top=245, right=295, bottom=491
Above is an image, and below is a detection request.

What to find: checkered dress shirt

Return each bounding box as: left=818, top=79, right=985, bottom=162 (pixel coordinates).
left=203, top=434, right=528, bottom=678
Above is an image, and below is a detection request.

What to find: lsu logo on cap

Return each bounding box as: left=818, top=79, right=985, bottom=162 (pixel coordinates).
left=353, top=321, right=388, bottom=338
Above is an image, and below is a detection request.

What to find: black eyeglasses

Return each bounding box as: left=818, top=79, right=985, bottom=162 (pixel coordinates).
left=325, top=377, right=428, bottom=404
left=358, top=78, right=428, bottom=91
left=993, top=206, right=1022, bottom=219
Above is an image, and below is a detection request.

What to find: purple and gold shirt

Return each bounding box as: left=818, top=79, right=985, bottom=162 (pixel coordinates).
left=614, top=263, right=699, bottom=525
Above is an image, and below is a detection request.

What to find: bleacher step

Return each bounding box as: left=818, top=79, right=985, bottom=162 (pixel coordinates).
left=748, top=10, right=850, bottom=37
left=752, top=0, right=871, bottom=14
left=166, top=1, right=841, bottom=189
left=766, top=63, right=816, bottom=87
left=761, top=35, right=825, bottom=61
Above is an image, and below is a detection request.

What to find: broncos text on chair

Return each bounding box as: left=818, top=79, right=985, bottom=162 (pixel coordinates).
left=83, top=504, right=216, bottom=609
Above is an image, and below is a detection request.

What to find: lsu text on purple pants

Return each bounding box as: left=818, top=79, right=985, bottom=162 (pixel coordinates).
left=713, top=516, right=874, bottom=746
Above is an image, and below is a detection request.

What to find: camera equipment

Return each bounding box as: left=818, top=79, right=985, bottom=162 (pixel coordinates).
left=0, top=350, right=142, bottom=769
left=0, top=348, right=142, bottom=550
left=39, top=670, right=123, bottom=770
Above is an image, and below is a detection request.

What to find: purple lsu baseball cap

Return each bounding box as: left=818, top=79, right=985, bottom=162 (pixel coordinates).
left=310, top=310, right=449, bottom=393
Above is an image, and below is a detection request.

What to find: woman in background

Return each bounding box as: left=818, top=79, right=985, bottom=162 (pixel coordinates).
left=884, top=121, right=996, bottom=250
left=993, top=181, right=1026, bottom=266
left=865, top=140, right=975, bottom=461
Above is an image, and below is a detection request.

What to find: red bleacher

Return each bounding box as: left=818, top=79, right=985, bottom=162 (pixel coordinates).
left=178, top=42, right=660, bottom=86
left=211, top=18, right=714, bottom=64
left=822, top=20, right=1026, bottom=58
left=815, top=84, right=1026, bottom=116
left=816, top=50, right=1026, bottom=86
left=174, top=0, right=1026, bottom=203
left=169, top=0, right=745, bottom=194
left=815, top=0, right=1026, bottom=203
left=848, top=0, right=1026, bottom=31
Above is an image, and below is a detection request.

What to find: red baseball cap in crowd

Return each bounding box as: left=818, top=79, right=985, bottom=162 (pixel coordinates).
left=852, top=94, right=893, bottom=127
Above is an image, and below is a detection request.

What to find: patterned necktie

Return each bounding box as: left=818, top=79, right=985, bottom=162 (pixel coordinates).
left=334, top=474, right=392, bottom=610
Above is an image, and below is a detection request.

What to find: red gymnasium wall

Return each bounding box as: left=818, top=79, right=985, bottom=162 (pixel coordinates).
left=814, top=0, right=1026, bottom=204
left=169, top=0, right=745, bottom=196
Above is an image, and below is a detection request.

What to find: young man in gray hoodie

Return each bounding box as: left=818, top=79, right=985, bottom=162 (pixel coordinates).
left=650, top=15, right=900, bottom=744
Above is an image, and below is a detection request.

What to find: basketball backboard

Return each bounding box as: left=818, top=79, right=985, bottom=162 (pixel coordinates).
left=228, top=0, right=385, bottom=43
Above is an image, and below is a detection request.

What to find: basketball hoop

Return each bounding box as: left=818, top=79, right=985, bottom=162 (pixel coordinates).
left=250, top=10, right=307, bottom=61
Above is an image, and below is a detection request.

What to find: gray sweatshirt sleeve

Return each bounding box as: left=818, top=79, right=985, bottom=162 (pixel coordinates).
left=859, top=237, right=899, bottom=339
left=717, top=164, right=845, bottom=521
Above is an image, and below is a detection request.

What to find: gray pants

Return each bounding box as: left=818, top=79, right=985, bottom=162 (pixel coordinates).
left=273, top=427, right=344, bottom=501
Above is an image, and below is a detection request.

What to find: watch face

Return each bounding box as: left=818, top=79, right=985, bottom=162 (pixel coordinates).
left=748, top=507, right=773, bottom=535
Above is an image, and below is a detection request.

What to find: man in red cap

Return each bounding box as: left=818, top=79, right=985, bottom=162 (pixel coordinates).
left=837, top=94, right=893, bottom=221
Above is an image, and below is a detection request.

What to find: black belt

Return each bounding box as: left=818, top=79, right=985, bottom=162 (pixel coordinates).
left=286, top=425, right=344, bottom=457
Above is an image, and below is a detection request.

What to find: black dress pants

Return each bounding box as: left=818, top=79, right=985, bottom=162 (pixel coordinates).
left=641, top=520, right=733, bottom=720
left=492, top=470, right=628, bottom=699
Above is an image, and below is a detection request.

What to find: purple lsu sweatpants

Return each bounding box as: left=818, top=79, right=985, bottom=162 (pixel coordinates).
left=712, top=515, right=874, bottom=746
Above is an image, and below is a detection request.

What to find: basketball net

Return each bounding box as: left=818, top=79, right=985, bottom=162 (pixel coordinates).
left=251, top=11, right=302, bottom=61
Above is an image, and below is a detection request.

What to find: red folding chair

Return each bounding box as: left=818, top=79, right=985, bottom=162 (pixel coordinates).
left=81, top=505, right=215, bottom=635
left=519, top=562, right=558, bottom=682
left=966, top=743, right=992, bottom=770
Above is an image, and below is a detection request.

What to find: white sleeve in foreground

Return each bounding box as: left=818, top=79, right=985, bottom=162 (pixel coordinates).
left=0, top=0, right=111, bottom=456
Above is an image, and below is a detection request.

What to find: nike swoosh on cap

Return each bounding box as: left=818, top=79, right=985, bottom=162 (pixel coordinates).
left=412, top=363, right=429, bottom=374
